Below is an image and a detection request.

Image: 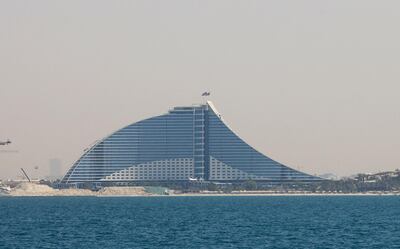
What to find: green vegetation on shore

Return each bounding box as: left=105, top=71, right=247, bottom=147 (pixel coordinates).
left=194, top=170, right=400, bottom=193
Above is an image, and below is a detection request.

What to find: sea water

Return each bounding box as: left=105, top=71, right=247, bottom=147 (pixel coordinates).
left=0, top=196, right=399, bottom=248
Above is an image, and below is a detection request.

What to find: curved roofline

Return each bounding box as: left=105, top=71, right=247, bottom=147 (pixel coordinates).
left=206, top=101, right=319, bottom=178
left=62, top=114, right=166, bottom=183
left=206, top=100, right=234, bottom=130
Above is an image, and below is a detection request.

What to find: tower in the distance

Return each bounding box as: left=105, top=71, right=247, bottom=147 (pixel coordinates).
left=49, top=158, right=62, bottom=180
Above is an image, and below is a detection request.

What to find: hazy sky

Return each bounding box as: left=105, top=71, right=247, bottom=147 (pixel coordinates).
left=1, top=0, right=399, bottom=179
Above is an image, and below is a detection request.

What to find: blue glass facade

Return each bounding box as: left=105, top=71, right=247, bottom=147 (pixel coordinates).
left=61, top=102, right=320, bottom=183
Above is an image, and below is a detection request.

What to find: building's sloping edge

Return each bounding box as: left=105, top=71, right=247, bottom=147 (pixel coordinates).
left=206, top=102, right=322, bottom=181
left=61, top=115, right=166, bottom=183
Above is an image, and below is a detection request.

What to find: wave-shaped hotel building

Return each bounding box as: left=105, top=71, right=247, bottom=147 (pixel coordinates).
left=61, top=101, right=320, bottom=184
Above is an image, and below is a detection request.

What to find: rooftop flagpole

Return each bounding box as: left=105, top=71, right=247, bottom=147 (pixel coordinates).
left=201, top=91, right=211, bottom=104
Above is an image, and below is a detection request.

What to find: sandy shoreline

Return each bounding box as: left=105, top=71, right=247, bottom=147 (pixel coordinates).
left=2, top=183, right=399, bottom=197
left=3, top=193, right=400, bottom=197
left=4, top=194, right=400, bottom=197
left=4, top=192, right=400, bottom=197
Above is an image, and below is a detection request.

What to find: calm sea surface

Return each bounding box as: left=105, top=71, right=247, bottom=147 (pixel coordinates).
left=0, top=196, right=399, bottom=248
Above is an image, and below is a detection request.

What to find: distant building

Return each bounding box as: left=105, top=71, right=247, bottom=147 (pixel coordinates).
left=61, top=101, right=321, bottom=184
left=49, top=158, right=62, bottom=180
left=318, top=173, right=338, bottom=180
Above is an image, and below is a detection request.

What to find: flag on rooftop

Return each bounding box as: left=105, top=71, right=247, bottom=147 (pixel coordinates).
left=202, top=91, right=210, bottom=96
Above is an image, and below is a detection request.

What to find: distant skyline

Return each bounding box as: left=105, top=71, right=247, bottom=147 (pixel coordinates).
left=1, top=0, right=400, bottom=179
